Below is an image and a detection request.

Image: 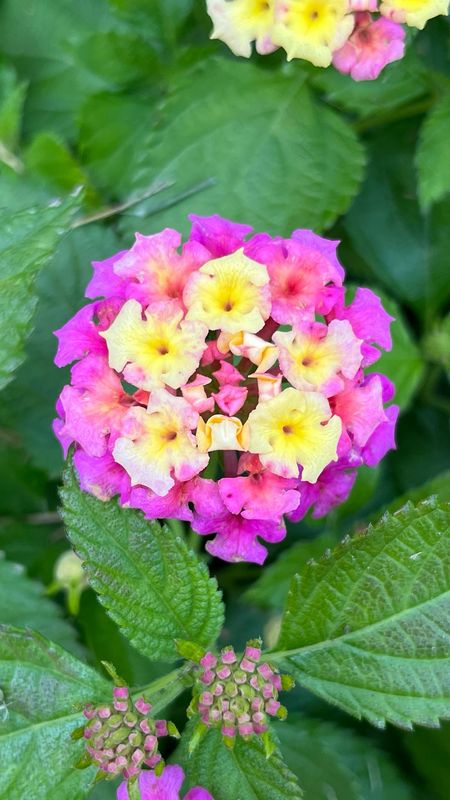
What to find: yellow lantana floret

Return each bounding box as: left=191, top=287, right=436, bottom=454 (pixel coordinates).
left=100, top=299, right=207, bottom=391
left=273, top=0, right=354, bottom=67
left=274, top=320, right=362, bottom=397
left=113, top=391, right=209, bottom=496
left=380, top=0, right=449, bottom=29
left=197, top=414, right=247, bottom=452
left=243, top=387, right=341, bottom=482
left=207, top=0, right=276, bottom=57
left=184, top=249, right=271, bottom=334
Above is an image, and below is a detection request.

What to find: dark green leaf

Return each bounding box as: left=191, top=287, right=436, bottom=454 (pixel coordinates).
left=272, top=498, right=450, bottom=729
left=0, top=554, right=83, bottom=657
left=0, top=195, right=78, bottom=391
left=404, top=721, right=450, bottom=800
left=416, top=91, right=450, bottom=208
left=120, top=57, right=365, bottom=236
left=60, top=463, right=224, bottom=662
left=176, top=724, right=302, bottom=799
left=0, top=625, right=109, bottom=799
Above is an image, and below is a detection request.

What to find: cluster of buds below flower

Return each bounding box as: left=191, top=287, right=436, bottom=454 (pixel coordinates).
left=188, top=640, right=293, bottom=747
left=81, top=687, right=179, bottom=780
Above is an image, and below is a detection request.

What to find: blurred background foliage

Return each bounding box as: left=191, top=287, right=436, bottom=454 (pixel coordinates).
left=0, top=1, right=449, bottom=798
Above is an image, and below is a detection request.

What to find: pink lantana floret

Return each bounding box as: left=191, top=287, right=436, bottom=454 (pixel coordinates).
left=54, top=214, right=397, bottom=564
left=117, top=764, right=213, bottom=800
left=333, top=12, right=405, bottom=81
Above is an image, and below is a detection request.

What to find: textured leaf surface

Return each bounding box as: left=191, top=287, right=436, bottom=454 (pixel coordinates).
left=120, top=57, right=365, bottom=237
left=0, top=224, right=119, bottom=476
left=275, top=717, right=414, bottom=800
left=272, top=499, right=450, bottom=729
left=416, top=91, right=450, bottom=208
left=0, top=625, right=109, bottom=800
left=0, top=196, right=78, bottom=391
left=0, top=555, right=83, bottom=656
left=60, top=463, right=224, bottom=661
left=177, top=724, right=302, bottom=800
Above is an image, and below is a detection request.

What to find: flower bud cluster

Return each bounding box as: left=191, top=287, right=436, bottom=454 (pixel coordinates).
left=82, top=687, right=177, bottom=780
left=189, top=641, right=293, bottom=744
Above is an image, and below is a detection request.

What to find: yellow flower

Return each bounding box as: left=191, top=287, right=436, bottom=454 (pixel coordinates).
left=100, top=299, right=207, bottom=391
left=113, top=391, right=208, bottom=496
left=184, top=249, right=271, bottom=334
left=273, top=0, right=354, bottom=66
left=207, top=0, right=276, bottom=57
left=274, top=319, right=362, bottom=397
left=380, top=0, right=449, bottom=28
left=243, top=387, right=341, bottom=481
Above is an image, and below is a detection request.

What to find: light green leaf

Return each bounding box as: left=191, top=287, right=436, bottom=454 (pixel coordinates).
left=276, top=717, right=414, bottom=800
left=245, top=534, right=337, bottom=612
left=60, top=463, right=224, bottom=662
left=25, top=132, right=99, bottom=205
left=271, top=498, right=450, bottom=729
left=0, top=625, right=109, bottom=800
left=0, top=195, right=78, bottom=391
left=0, top=63, right=27, bottom=152
left=119, top=57, right=365, bottom=237
left=0, top=554, right=83, bottom=657
left=416, top=91, right=450, bottom=209
left=176, top=724, right=302, bottom=799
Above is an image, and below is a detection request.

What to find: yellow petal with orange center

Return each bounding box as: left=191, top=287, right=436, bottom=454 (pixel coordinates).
left=243, top=387, right=341, bottom=482
left=207, top=0, right=276, bottom=57
left=100, top=299, right=208, bottom=391
left=273, top=0, right=353, bottom=66
left=274, top=319, right=361, bottom=396
left=380, top=0, right=448, bottom=28
left=113, top=391, right=208, bottom=496
left=184, top=249, right=271, bottom=334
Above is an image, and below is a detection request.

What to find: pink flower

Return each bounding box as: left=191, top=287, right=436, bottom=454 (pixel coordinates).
left=54, top=214, right=397, bottom=564
left=333, top=13, right=405, bottom=81
left=117, top=765, right=213, bottom=800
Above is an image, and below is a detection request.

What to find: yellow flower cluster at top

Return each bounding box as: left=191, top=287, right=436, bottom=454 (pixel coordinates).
left=206, top=0, right=449, bottom=68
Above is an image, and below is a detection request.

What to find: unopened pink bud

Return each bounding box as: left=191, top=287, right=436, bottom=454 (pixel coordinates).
left=144, top=735, right=157, bottom=751
left=252, top=711, right=265, bottom=724
left=98, top=707, right=111, bottom=719
left=223, top=710, right=235, bottom=724
left=253, top=722, right=268, bottom=734
left=257, top=663, right=273, bottom=680
left=145, top=753, right=161, bottom=768
left=221, top=724, right=236, bottom=737
left=262, top=683, right=275, bottom=699
left=217, top=665, right=231, bottom=680
left=200, top=669, right=215, bottom=685
left=139, top=719, right=151, bottom=734
left=131, top=749, right=145, bottom=765
left=221, top=648, right=237, bottom=664
left=114, top=700, right=128, bottom=712
left=241, top=658, right=256, bottom=673
left=270, top=674, right=282, bottom=691
left=213, top=683, right=224, bottom=696
left=200, top=691, right=214, bottom=706
left=265, top=699, right=280, bottom=716
left=113, top=687, right=129, bottom=699
left=238, top=722, right=254, bottom=736
left=200, top=652, right=218, bottom=669
left=154, top=720, right=168, bottom=737
left=134, top=697, right=151, bottom=714
left=244, top=646, right=261, bottom=662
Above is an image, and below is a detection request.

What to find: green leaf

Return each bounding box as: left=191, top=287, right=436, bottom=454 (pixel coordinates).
left=176, top=724, right=302, bottom=799
left=245, top=534, right=337, bottom=612
left=276, top=717, right=414, bottom=800
left=0, top=223, right=119, bottom=476
left=0, top=194, right=78, bottom=391
left=404, top=721, right=450, bottom=800
left=416, top=91, right=450, bottom=209
left=271, top=498, right=450, bottom=729
left=25, top=132, right=99, bottom=205
left=60, top=462, right=224, bottom=662
left=369, top=470, right=450, bottom=522
left=0, top=625, right=109, bottom=799
left=367, top=291, right=425, bottom=411
left=120, top=57, right=365, bottom=237
left=344, top=121, right=450, bottom=321
left=0, top=63, right=27, bottom=151
left=312, top=46, right=430, bottom=120
left=0, top=554, right=83, bottom=657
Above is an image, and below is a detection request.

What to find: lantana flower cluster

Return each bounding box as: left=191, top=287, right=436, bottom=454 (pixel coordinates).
left=188, top=641, right=293, bottom=745
left=206, top=0, right=450, bottom=80
left=82, top=687, right=178, bottom=780
left=54, top=213, right=398, bottom=565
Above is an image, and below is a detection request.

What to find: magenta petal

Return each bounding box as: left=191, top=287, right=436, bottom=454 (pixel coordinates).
left=362, top=405, right=400, bottom=467
left=185, top=789, right=215, bottom=800
left=85, top=250, right=129, bottom=299
left=54, top=303, right=106, bottom=367
left=188, top=214, right=253, bottom=257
